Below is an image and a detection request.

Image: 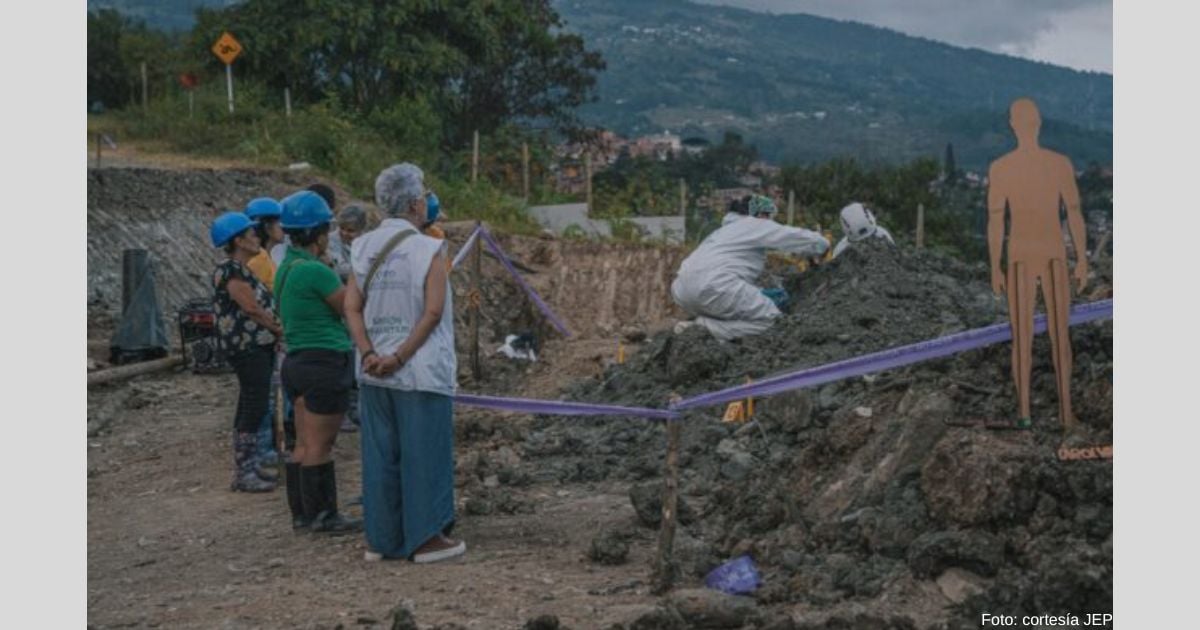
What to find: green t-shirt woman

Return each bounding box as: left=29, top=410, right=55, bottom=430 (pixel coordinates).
left=274, top=189, right=361, bottom=536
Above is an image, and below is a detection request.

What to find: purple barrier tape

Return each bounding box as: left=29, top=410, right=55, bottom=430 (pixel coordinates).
left=456, top=393, right=678, bottom=420
left=671, top=299, right=1112, bottom=411
left=451, top=226, right=481, bottom=269
left=478, top=226, right=573, bottom=337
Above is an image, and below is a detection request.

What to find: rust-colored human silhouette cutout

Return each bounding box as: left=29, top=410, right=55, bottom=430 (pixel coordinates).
left=987, top=98, right=1088, bottom=430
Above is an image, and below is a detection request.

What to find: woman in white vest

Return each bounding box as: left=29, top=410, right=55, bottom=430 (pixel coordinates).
left=342, top=163, right=465, bottom=563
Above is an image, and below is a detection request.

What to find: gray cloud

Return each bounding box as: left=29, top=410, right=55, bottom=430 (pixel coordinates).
left=696, top=0, right=1112, bottom=72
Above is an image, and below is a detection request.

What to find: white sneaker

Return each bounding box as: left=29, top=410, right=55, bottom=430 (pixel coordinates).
left=412, top=536, right=467, bottom=564
left=673, top=320, right=697, bottom=335
left=364, top=550, right=383, bottom=562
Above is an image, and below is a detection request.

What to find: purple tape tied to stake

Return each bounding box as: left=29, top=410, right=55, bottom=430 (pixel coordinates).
left=671, top=299, right=1112, bottom=411
left=451, top=226, right=482, bottom=269
left=478, top=226, right=573, bottom=337
left=455, top=393, right=678, bottom=420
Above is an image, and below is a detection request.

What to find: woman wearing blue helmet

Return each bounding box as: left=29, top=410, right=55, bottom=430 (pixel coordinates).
left=244, top=197, right=285, bottom=292
left=242, top=197, right=288, bottom=469
left=209, top=212, right=284, bottom=493
left=274, top=190, right=361, bottom=535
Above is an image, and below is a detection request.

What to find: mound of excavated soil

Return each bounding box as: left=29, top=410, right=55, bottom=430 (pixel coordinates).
left=520, top=239, right=1112, bottom=627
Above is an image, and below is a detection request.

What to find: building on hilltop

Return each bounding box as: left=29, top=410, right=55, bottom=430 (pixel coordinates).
left=628, top=130, right=682, bottom=161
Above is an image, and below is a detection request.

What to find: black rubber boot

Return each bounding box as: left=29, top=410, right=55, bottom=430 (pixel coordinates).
left=285, top=462, right=310, bottom=531
left=232, top=432, right=275, bottom=493
left=299, top=463, right=326, bottom=538
left=308, top=461, right=362, bottom=535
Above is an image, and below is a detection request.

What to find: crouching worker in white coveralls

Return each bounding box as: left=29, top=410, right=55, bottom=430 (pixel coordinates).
left=671, top=195, right=829, bottom=341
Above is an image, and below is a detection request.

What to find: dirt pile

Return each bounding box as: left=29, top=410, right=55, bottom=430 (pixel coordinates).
left=520, top=239, right=1112, bottom=627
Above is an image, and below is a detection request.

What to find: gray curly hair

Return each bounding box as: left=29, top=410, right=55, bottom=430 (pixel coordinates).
left=374, top=163, right=424, bottom=217
left=337, top=204, right=368, bottom=230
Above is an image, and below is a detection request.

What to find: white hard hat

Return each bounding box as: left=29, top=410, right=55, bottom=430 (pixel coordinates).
left=840, top=202, right=878, bottom=242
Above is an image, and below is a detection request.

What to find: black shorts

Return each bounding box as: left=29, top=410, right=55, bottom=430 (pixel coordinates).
left=281, top=349, right=354, bottom=415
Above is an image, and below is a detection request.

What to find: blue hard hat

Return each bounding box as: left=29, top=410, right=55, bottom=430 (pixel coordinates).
left=245, top=197, right=282, bottom=219
left=425, top=191, right=440, bottom=224
left=280, top=190, right=333, bottom=229
left=211, top=212, right=258, bottom=247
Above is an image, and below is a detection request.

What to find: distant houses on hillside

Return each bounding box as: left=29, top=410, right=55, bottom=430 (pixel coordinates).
left=553, top=129, right=690, bottom=194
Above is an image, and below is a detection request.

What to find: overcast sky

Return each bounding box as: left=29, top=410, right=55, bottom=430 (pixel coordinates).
left=698, top=0, right=1112, bottom=73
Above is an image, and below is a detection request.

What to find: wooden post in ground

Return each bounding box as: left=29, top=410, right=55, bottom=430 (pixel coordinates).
left=470, top=222, right=482, bottom=380
left=787, top=190, right=796, bottom=226
left=522, top=142, right=530, bottom=203
left=915, top=203, right=926, bottom=248
left=141, top=62, right=148, bottom=114
left=679, top=179, right=687, bottom=216
left=584, top=153, right=593, bottom=212
left=472, top=130, right=480, bottom=184
left=1091, top=230, right=1111, bottom=263
left=652, top=414, right=682, bottom=594
left=284, top=87, right=292, bottom=123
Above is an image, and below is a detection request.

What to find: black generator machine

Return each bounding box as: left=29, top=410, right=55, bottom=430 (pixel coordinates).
left=177, top=298, right=229, bottom=373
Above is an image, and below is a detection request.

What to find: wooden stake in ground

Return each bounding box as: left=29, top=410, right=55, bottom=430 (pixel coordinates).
left=653, top=411, right=682, bottom=594
left=676, top=176, right=686, bottom=216
left=284, top=87, right=292, bottom=122
left=585, top=153, right=593, bottom=212
left=522, top=142, right=530, bottom=203
left=916, top=203, right=926, bottom=248
left=470, top=222, right=482, bottom=380
left=472, top=130, right=480, bottom=184
left=787, top=190, right=796, bottom=226
left=141, top=62, right=148, bottom=114
left=1091, top=230, right=1111, bottom=263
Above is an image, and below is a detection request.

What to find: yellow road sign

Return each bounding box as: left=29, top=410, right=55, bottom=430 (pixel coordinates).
left=211, top=32, right=243, bottom=65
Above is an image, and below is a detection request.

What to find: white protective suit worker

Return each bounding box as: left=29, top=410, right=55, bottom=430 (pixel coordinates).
left=832, top=202, right=895, bottom=258
left=671, top=195, right=830, bottom=341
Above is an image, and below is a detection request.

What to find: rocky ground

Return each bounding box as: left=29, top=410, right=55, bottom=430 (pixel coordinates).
left=88, top=164, right=1112, bottom=629
left=519, top=239, right=1113, bottom=628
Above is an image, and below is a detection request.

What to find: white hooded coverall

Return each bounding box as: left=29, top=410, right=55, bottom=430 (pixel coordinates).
left=671, top=213, right=829, bottom=341
left=831, top=226, right=895, bottom=258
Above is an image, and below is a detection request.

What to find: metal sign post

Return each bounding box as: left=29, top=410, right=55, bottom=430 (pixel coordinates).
left=178, top=73, right=199, bottom=119
left=210, top=32, right=243, bottom=115
left=225, top=65, right=234, bottom=113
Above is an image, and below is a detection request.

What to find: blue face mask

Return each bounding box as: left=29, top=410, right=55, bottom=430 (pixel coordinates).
left=425, top=192, right=440, bottom=224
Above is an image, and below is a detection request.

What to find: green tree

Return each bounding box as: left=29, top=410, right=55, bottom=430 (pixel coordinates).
left=943, top=142, right=957, bottom=182
left=189, top=0, right=604, bottom=148
left=1077, top=162, right=1113, bottom=215
left=88, top=10, right=129, bottom=108
left=88, top=10, right=177, bottom=109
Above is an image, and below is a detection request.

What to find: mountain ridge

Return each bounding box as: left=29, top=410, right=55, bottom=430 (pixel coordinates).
left=88, top=0, right=1113, bottom=168
left=555, top=0, right=1111, bottom=168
